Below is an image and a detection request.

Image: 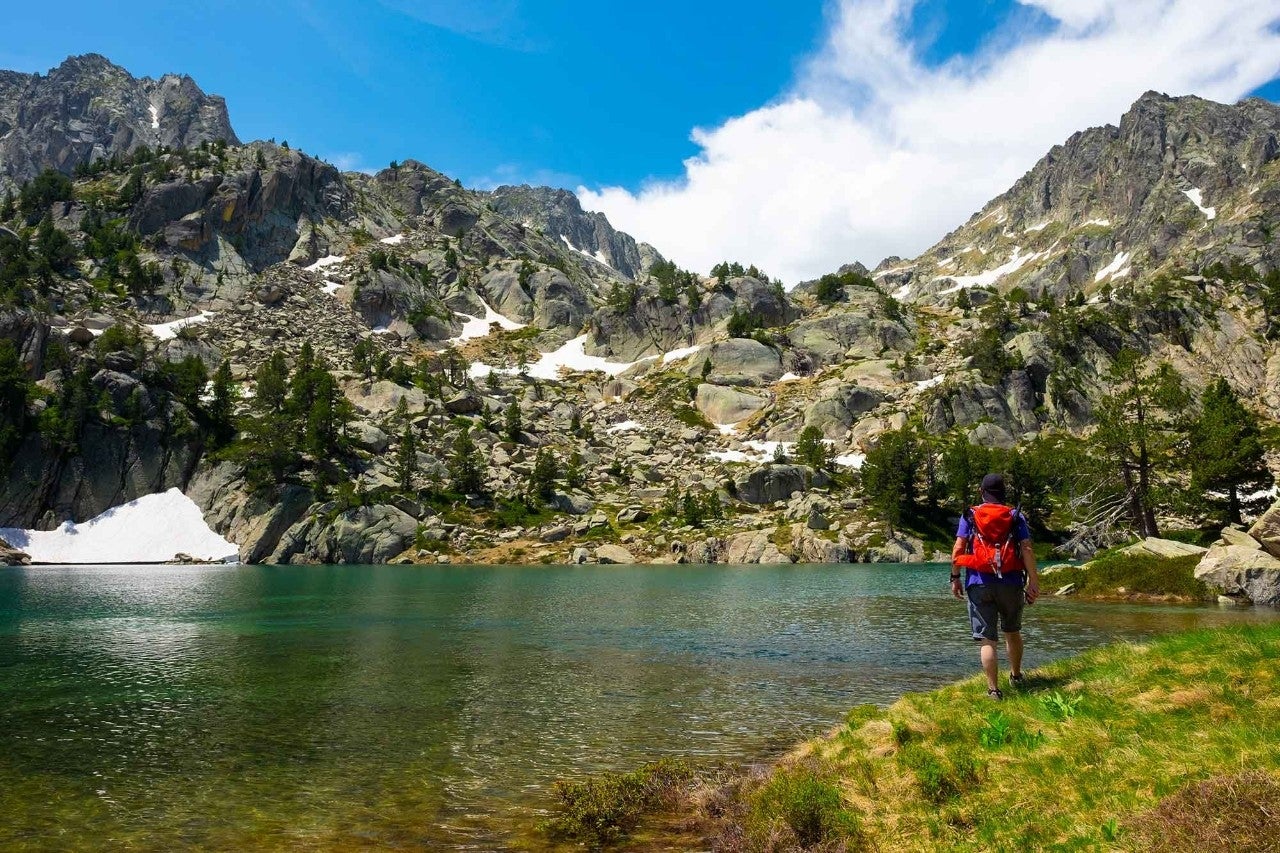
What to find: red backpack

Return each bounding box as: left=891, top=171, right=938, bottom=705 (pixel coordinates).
left=955, top=504, right=1025, bottom=577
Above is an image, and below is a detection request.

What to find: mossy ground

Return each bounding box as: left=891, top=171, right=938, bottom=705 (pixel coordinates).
left=703, top=623, right=1280, bottom=852
left=1046, top=550, right=1209, bottom=600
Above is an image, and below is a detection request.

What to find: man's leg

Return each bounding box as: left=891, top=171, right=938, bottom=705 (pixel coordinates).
left=1005, top=631, right=1023, bottom=678
left=979, top=639, right=999, bottom=691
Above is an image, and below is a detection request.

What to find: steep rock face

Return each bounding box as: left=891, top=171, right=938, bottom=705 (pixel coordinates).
left=0, top=54, right=239, bottom=190
left=888, top=92, right=1280, bottom=305
left=0, top=401, right=202, bottom=529
left=488, top=184, right=661, bottom=280
left=132, top=146, right=354, bottom=275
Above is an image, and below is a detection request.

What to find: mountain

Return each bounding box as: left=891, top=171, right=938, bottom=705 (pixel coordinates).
left=0, top=54, right=239, bottom=191
left=0, top=58, right=1277, bottom=568
left=878, top=91, right=1280, bottom=305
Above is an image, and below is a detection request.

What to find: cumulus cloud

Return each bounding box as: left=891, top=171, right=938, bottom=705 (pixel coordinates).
left=577, top=0, right=1280, bottom=283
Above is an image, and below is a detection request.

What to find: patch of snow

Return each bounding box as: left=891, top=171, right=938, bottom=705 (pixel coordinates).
left=894, top=283, right=911, bottom=300
left=148, top=104, right=159, bottom=130
left=715, top=422, right=740, bottom=436
left=321, top=280, right=343, bottom=296
left=776, top=372, right=801, bottom=383
left=1182, top=187, right=1216, bottom=220
left=606, top=420, right=643, bottom=434
left=560, top=235, right=614, bottom=270
left=146, top=311, right=214, bottom=341
left=915, top=375, right=946, bottom=391
left=961, top=244, right=988, bottom=255
left=1081, top=218, right=1111, bottom=228
left=873, top=263, right=915, bottom=279
left=937, top=256, right=955, bottom=268
left=524, top=335, right=644, bottom=381
left=1024, top=221, right=1051, bottom=233
left=833, top=453, right=866, bottom=469
left=706, top=449, right=752, bottom=463
left=0, top=488, right=238, bottom=564
left=1112, top=267, right=1131, bottom=280
left=371, top=326, right=393, bottom=335
left=448, top=300, right=526, bottom=345
left=937, top=246, right=1048, bottom=294
left=662, top=345, right=702, bottom=364
left=304, top=255, right=347, bottom=272
left=1094, top=251, right=1132, bottom=283
left=379, top=234, right=406, bottom=245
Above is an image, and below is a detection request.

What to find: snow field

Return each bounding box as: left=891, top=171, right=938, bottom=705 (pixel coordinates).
left=0, top=488, right=238, bottom=564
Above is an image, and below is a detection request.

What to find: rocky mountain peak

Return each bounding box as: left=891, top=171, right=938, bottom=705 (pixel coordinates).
left=0, top=53, right=239, bottom=191
left=487, top=183, right=663, bottom=280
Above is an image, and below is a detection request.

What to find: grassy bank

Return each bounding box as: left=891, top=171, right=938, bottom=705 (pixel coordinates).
left=540, top=623, right=1280, bottom=851
left=1044, top=550, right=1210, bottom=601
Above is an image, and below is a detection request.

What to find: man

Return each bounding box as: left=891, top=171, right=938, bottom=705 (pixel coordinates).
left=951, top=473, right=1040, bottom=700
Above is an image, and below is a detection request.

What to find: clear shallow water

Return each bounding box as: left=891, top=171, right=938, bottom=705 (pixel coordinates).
left=1, top=562, right=1274, bottom=850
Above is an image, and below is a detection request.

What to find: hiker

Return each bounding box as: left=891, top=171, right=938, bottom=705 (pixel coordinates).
left=951, top=473, right=1040, bottom=700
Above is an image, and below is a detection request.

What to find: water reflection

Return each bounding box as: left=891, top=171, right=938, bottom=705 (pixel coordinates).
left=0, top=562, right=1274, bottom=850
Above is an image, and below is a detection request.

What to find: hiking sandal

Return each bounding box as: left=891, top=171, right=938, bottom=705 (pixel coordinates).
left=1010, top=673, right=1026, bottom=687
left=987, top=688, right=1004, bottom=701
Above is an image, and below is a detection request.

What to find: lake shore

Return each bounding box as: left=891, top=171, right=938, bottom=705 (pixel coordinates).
left=567, top=622, right=1280, bottom=851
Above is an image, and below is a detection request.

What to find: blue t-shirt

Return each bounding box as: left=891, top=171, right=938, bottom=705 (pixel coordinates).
left=957, top=504, right=1029, bottom=587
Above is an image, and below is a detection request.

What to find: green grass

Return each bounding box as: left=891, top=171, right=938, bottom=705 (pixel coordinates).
left=1047, top=550, right=1210, bottom=599
left=704, top=623, right=1280, bottom=852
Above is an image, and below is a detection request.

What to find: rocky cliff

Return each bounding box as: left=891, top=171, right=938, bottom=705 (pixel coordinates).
left=0, top=54, right=239, bottom=192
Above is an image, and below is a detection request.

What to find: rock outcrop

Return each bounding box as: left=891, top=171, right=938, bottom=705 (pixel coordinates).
left=1195, top=506, right=1280, bottom=606
left=0, top=54, right=239, bottom=190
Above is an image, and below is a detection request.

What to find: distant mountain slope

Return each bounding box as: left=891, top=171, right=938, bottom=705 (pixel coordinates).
left=876, top=91, right=1280, bottom=304
left=0, top=54, right=239, bottom=190
left=487, top=184, right=663, bottom=281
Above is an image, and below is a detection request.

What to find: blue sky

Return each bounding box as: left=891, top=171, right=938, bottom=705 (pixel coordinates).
left=9, top=0, right=1072, bottom=188
left=4, top=1, right=1280, bottom=279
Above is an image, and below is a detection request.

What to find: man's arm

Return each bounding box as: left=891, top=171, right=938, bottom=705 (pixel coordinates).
left=1021, top=540, right=1040, bottom=603
left=950, top=537, right=966, bottom=600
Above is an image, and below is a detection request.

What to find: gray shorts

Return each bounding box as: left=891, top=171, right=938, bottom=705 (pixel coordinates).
left=966, top=583, right=1025, bottom=641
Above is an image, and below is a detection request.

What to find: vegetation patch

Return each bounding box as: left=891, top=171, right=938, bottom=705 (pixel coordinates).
left=1128, top=770, right=1280, bottom=853
left=1046, top=550, right=1209, bottom=599
left=539, top=758, right=694, bottom=848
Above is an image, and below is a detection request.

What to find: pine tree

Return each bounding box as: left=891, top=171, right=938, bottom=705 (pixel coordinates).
left=1188, top=377, right=1271, bottom=524
left=449, top=427, right=484, bottom=494
left=0, top=341, right=30, bottom=469
left=528, top=448, right=557, bottom=501
left=254, top=352, right=290, bottom=412
left=860, top=425, right=924, bottom=532
left=1093, top=350, right=1189, bottom=538
left=795, top=425, right=829, bottom=469
left=208, top=360, right=236, bottom=449
left=503, top=400, right=522, bottom=442
left=397, top=424, right=418, bottom=492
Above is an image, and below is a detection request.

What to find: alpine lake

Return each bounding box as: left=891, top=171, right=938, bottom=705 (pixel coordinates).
left=2, top=562, right=1275, bottom=850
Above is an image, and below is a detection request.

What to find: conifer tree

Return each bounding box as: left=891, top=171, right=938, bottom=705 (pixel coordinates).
left=450, top=427, right=484, bottom=494
left=503, top=400, right=522, bottom=442
left=1188, top=377, right=1271, bottom=524
left=397, top=424, right=418, bottom=492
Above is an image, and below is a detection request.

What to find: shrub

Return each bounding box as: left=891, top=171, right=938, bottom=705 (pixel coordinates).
left=1128, top=771, right=1280, bottom=853
left=539, top=759, right=693, bottom=848
left=747, top=764, right=863, bottom=849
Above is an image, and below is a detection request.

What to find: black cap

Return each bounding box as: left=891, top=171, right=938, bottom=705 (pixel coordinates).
left=981, top=473, right=1006, bottom=503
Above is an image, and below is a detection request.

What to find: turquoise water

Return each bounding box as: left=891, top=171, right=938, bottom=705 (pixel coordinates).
left=1, top=563, right=1274, bottom=850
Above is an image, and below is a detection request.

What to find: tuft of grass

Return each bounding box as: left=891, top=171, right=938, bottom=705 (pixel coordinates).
left=1048, top=550, right=1209, bottom=598
left=746, top=762, right=865, bottom=850
left=539, top=758, right=694, bottom=848
left=673, top=405, right=714, bottom=430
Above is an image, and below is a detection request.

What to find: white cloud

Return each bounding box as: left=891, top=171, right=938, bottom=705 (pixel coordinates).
left=578, top=0, right=1280, bottom=284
